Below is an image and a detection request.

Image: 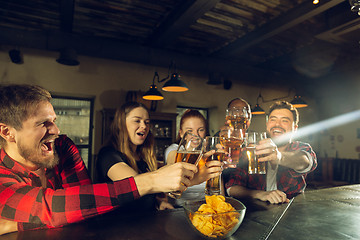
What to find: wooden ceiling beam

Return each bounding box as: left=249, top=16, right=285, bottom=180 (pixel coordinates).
left=59, top=0, right=75, bottom=33
left=149, top=0, right=221, bottom=47
left=213, top=0, right=346, bottom=58
left=0, top=26, right=294, bottom=87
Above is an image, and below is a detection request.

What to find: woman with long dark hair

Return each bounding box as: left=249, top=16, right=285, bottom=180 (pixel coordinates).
left=97, top=102, right=196, bottom=211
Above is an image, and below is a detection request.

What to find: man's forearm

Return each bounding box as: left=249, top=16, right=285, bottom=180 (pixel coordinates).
left=228, top=185, right=263, bottom=199
left=278, top=150, right=310, bottom=171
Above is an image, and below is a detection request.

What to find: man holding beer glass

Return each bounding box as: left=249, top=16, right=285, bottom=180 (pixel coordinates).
left=216, top=98, right=252, bottom=167
left=225, top=101, right=317, bottom=204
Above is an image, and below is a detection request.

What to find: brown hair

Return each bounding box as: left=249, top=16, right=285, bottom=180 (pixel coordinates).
left=268, top=101, right=299, bottom=125
left=108, top=101, right=157, bottom=172
left=0, top=84, right=52, bottom=147
left=176, top=109, right=207, bottom=143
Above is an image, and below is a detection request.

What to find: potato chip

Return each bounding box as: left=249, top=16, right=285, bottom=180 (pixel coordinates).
left=198, top=203, right=216, bottom=214
left=189, top=195, right=239, bottom=238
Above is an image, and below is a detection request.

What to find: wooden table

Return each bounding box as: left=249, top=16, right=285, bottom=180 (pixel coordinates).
left=1, top=185, right=360, bottom=240
left=269, top=184, right=360, bottom=240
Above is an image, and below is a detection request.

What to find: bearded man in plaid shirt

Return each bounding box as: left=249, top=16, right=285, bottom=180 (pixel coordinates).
left=226, top=101, right=317, bottom=204
left=0, top=84, right=197, bottom=235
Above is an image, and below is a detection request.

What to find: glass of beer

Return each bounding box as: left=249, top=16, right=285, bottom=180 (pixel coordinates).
left=168, top=131, right=204, bottom=199
left=257, top=132, right=267, bottom=174
left=246, top=132, right=267, bottom=174
left=219, top=126, right=245, bottom=167
left=220, top=106, right=249, bottom=167
left=225, top=106, right=250, bottom=135
left=203, top=136, right=226, bottom=195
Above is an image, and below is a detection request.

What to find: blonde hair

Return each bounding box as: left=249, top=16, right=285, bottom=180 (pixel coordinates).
left=108, top=102, right=157, bottom=172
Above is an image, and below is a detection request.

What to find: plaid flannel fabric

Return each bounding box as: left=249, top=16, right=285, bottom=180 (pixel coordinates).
left=225, top=141, right=317, bottom=198
left=0, top=135, right=140, bottom=231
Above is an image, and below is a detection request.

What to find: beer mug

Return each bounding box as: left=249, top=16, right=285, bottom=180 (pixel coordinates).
left=168, top=131, right=204, bottom=199
left=203, top=136, right=225, bottom=195
left=246, top=132, right=267, bottom=174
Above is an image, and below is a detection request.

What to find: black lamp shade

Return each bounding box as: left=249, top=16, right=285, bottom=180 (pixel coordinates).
left=56, top=48, right=79, bottom=66
left=251, top=104, right=265, bottom=115
left=9, top=49, right=23, bottom=64
left=162, top=73, right=189, bottom=92
left=142, top=85, right=164, bottom=101
left=291, top=95, right=308, bottom=108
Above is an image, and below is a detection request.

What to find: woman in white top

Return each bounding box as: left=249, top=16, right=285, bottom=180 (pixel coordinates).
left=164, top=109, right=222, bottom=189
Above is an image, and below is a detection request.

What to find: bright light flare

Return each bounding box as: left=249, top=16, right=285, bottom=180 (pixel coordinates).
left=273, top=109, right=360, bottom=146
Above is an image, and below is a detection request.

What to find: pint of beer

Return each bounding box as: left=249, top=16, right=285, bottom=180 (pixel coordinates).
left=257, top=132, right=267, bottom=174
left=246, top=132, right=267, bottom=175
left=205, top=176, right=221, bottom=195
left=225, top=106, right=250, bottom=130
left=246, top=146, right=257, bottom=174
left=257, top=155, right=267, bottom=174
left=175, top=151, right=202, bottom=165
left=168, top=131, right=204, bottom=199
left=204, top=136, right=225, bottom=196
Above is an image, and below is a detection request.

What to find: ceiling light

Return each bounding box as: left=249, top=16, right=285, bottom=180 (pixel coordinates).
left=142, top=72, right=164, bottom=101
left=160, top=61, right=189, bottom=93
left=8, top=49, right=23, bottom=64
left=349, top=0, right=360, bottom=15
left=56, top=48, right=79, bottom=66
left=291, top=95, right=308, bottom=108
left=162, top=73, right=188, bottom=92
left=251, top=93, right=266, bottom=115
left=251, top=88, right=309, bottom=114
left=142, top=85, right=164, bottom=100
left=251, top=104, right=266, bottom=115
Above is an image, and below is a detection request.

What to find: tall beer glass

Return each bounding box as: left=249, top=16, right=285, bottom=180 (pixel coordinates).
left=246, top=132, right=267, bottom=174
left=219, top=126, right=245, bottom=167
left=220, top=106, right=249, bottom=167
left=257, top=132, right=267, bottom=174
left=168, top=131, right=204, bottom=199
left=204, top=136, right=225, bottom=195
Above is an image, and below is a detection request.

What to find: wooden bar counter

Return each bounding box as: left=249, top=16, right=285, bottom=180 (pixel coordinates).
left=1, top=185, right=360, bottom=240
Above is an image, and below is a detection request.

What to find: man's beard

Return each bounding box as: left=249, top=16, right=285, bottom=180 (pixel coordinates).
left=18, top=140, right=59, bottom=169
left=268, top=127, right=291, bottom=147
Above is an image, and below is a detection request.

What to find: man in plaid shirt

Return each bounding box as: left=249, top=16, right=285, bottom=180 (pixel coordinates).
left=226, top=101, right=317, bottom=204
left=0, top=84, right=197, bottom=235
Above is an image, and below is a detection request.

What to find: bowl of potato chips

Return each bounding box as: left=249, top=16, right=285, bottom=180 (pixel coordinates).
left=183, top=195, right=246, bottom=239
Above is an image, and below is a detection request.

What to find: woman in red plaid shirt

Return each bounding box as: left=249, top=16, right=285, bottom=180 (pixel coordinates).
left=0, top=84, right=197, bottom=235
left=226, top=101, right=317, bottom=204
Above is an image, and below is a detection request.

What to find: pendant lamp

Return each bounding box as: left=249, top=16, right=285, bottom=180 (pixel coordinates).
left=142, top=72, right=164, bottom=101
left=162, top=73, right=188, bottom=92
left=291, top=95, right=308, bottom=108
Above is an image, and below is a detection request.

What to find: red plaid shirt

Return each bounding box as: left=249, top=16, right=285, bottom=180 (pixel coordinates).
left=225, top=141, right=317, bottom=198
left=0, top=135, right=140, bottom=231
